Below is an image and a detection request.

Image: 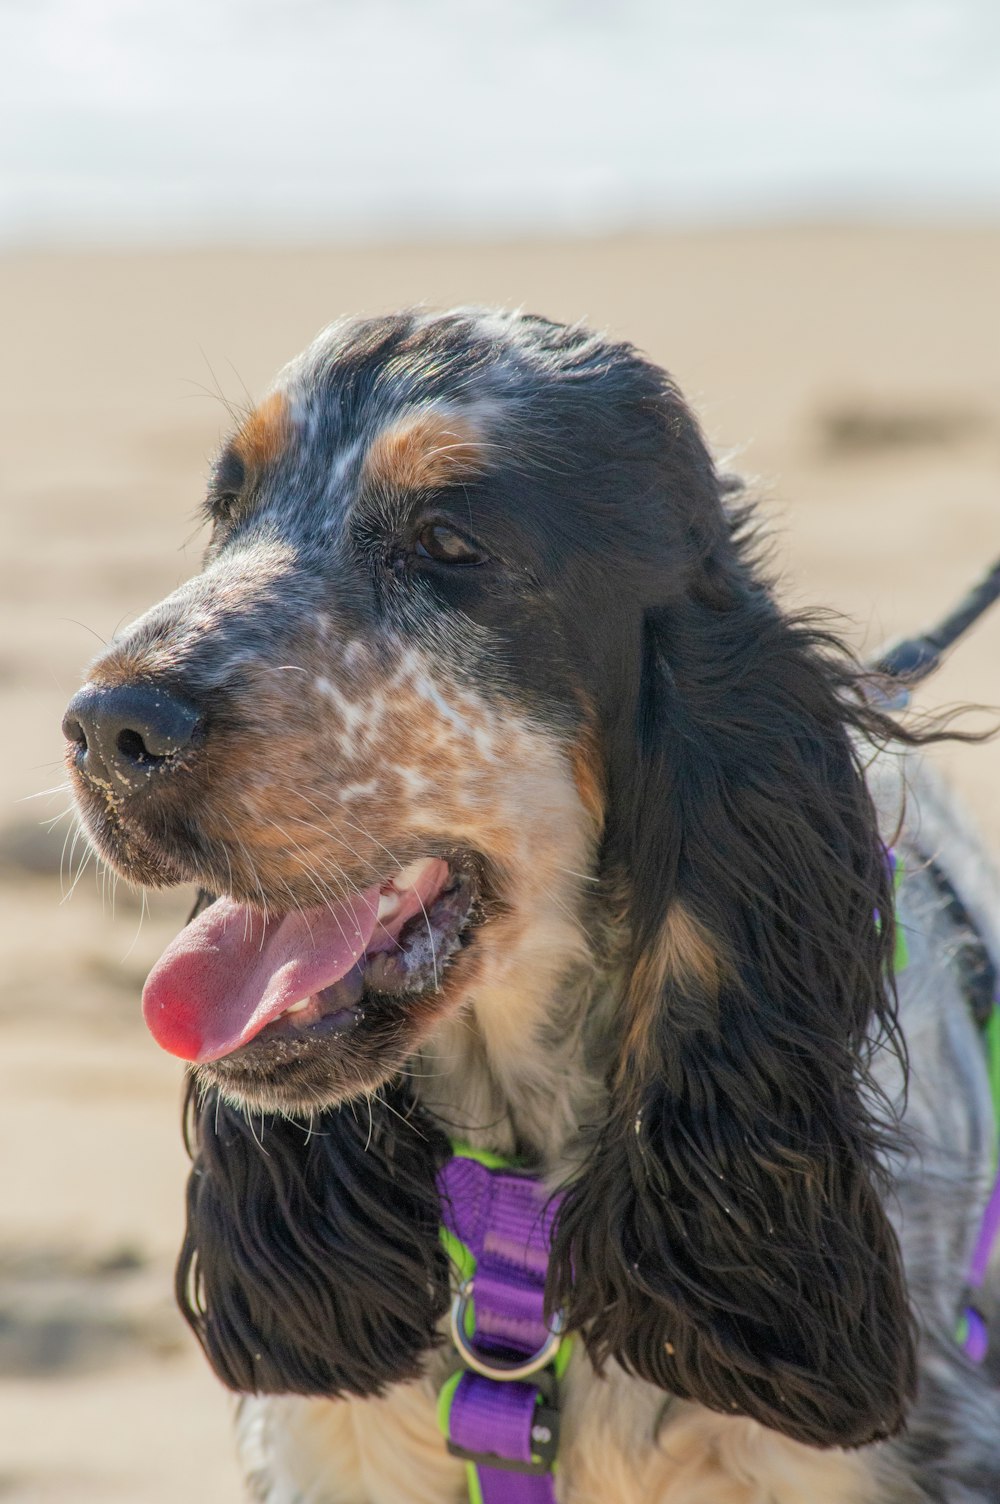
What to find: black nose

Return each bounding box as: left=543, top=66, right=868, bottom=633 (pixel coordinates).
left=63, top=682, right=203, bottom=789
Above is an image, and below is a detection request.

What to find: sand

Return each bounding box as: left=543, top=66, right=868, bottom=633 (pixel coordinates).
left=2, top=225, right=999, bottom=1501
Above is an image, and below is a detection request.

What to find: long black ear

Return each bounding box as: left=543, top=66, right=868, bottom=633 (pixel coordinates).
left=176, top=1078, right=450, bottom=1396
left=550, top=525, right=917, bottom=1448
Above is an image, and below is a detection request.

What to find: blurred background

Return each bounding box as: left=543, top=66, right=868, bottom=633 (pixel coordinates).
left=2, top=2, right=998, bottom=1499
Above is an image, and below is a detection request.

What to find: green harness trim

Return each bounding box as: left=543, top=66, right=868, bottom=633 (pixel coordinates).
left=890, top=851, right=910, bottom=973
left=985, top=1006, right=1000, bottom=1156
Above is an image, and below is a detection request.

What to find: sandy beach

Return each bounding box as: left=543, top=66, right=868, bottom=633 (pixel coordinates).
left=3, top=224, right=999, bottom=1501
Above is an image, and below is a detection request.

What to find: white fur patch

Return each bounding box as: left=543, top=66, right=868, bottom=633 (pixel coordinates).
left=237, top=1378, right=881, bottom=1504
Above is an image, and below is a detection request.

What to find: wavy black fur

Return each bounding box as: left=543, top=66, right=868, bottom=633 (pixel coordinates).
left=177, top=1078, right=451, bottom=1396
left=549, top=515, right=918, bottom=1448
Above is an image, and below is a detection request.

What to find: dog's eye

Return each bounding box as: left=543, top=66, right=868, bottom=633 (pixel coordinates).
left=415, top=523, right=487, bottom=566
left=205, top=448, right=247, bottom=525
left=211, top=492, right=240, bottom=522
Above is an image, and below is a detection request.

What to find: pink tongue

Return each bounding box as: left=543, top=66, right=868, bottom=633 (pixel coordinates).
left=142, top=886, right=381, bottom=1063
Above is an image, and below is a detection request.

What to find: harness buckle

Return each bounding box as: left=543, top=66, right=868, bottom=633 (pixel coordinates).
left=444, top=1368, right=561, bottom=1474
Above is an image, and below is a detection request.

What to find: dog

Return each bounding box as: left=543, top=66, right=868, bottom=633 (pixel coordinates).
left=63, top=309, right=1000, bottom=1502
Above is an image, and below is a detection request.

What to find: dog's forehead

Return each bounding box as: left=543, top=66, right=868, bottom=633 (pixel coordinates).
left=235, top=306, right=640, bottom=470
left=287, top=307, right=541, bottom=404
left=216, top=310, right=544, bottom=535
left=281, top=309, right=526, bottom=448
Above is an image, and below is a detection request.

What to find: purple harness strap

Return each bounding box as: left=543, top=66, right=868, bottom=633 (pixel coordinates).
left=961, top=1174, right=1000, bottom=1362
left=437, top=1154, right=563, bottom=1503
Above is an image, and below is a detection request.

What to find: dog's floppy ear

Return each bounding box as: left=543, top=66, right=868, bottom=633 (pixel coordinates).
left=550, top=535, right=916, bottom=1448
left=176, top=1079, right=450, bottom=1396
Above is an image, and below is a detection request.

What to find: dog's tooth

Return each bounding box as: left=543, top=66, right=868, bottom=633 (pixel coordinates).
left=377, top=890, right=402, bottom=922
left=394, top=857, right=437, bottom=892
left=285, top=998, right=310, bottom=1015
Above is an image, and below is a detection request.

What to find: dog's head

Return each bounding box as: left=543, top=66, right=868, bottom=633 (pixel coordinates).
left=64, top=309, right=915, bottom=1447
left=65, top=310, right=685, bottom=1112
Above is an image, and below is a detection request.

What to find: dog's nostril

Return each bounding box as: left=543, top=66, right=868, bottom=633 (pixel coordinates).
left=116, top=727, right=161, bottom=765
left=61, top=714, right=88, bottom=751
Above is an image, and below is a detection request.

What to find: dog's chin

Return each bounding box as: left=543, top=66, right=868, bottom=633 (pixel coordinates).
left=199, top=966, right=482, bottom=1114
left=67, top=774, right=198, bottom=888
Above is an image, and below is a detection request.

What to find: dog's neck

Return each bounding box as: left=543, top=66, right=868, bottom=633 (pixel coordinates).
left=413, top=906, right=618, bottom=1172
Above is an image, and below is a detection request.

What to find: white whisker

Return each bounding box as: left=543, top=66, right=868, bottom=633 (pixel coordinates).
left=18, top=782, right=73, bottom=803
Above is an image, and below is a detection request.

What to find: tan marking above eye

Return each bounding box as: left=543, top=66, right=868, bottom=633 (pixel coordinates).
left=231, top=391, right=291, bottom=472
left=363, top=408, right=487, bottom=494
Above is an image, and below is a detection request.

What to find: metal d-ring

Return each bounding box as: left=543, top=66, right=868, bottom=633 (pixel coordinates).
left=449, top=1277, right=565, bottom=1381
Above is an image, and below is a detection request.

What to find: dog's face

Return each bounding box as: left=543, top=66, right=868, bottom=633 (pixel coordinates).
left=63, top=311, right=695, bottom=1113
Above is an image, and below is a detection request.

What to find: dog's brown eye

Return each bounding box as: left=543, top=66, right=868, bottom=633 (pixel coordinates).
left=212, top=492, right=240, bottom=522
left=206, top=447, right=247, bottom=525
left=415, top=523, right=486, bottom=566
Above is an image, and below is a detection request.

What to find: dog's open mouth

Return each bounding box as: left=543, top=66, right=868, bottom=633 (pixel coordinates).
left=142, top=855, right=479, bottom=1065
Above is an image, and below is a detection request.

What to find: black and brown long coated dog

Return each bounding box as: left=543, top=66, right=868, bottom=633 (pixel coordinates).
left=64, top=310, right=1000, bottom=1501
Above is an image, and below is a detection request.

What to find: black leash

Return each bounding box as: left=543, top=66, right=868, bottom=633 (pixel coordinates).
left=872, top=556, right=1000, bottom=686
